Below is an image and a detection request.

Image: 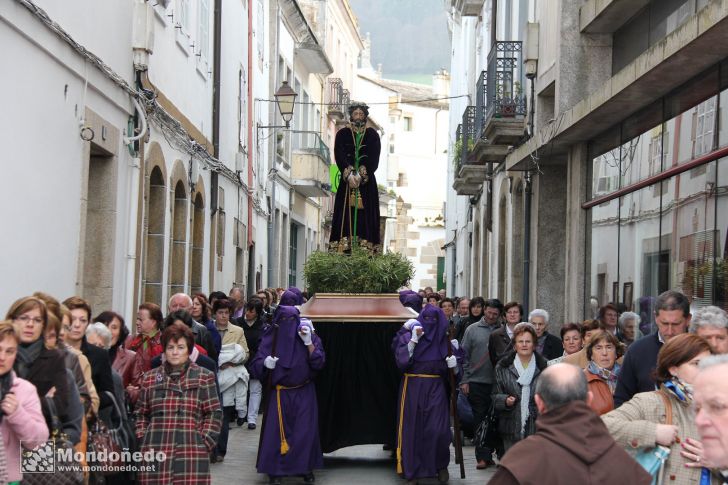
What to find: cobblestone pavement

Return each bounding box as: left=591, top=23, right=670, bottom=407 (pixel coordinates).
left=211, top=420, right=496, bottom=485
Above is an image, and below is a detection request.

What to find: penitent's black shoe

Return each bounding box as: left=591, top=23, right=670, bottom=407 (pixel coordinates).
left=268, top=476, right=282, bottom=485
left=237, top=417, right=246, bottom=426
left=303, top=472, right=316, bottom=483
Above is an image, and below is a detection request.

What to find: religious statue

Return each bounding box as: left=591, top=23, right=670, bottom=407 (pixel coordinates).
left=328, top=102, right=382, bottom=253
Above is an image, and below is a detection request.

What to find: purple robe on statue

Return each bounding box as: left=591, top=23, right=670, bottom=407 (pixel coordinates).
left=394, top=306, right=454, bottom=480
left=250, top=306, right=325, bottom=477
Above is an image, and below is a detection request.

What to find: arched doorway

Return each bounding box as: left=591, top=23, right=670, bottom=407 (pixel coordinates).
left=144, top=166, right=166, bottom=306
left=189, top=191, right=205, bottom=295
left=497, top=194, right=507, bottom=300
left=169, top=181, right=188, bottom=296
left=512, top=180, right=524, bottom=303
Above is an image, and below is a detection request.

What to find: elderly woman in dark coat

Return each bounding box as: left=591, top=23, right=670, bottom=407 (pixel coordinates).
left=135, top=324, right=221, bottom=485
left=492, top=323, right=548, bottom=453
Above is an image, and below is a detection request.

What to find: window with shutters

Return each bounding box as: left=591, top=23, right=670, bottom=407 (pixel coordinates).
left=197, top=0, right=210, bottom=64
left=695, top=97, right=715, bottom=157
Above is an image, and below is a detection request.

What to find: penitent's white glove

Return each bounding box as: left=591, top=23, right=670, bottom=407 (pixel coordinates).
left=403, top=319, right=419, bottom=331
left=450, top=339, right=459, bottom=351
left=409, top=325, right=424, bottom=343
left=445, top=355, right=458, bottom=369
left=298, top=326, right=313, bottom=346
left=264, top=356, right=279, bottom=369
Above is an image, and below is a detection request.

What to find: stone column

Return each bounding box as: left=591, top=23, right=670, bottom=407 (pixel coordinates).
left=563, top=143, right=589, bottom=323
left=531, top=160, right=568, bottom=328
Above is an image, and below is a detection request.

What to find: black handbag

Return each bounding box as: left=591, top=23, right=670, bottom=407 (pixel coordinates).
left=22, top=397, right=83, bottom=485
left=474, top=403, right=500, bottom=450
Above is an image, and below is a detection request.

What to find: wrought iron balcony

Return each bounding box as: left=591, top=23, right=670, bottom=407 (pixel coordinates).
left=452, top=112, right=488, bottom=196
left=326, top=78, right=348, bottom=121
left=291, top=132, right=332, bottom=198
left=480, top=41, right=527, bottom=147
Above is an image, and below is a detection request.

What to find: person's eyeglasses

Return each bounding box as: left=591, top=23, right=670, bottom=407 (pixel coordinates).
left=15, top=315, right=43, bottom=326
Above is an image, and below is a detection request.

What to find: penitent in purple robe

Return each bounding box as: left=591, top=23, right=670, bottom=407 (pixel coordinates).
left=250, top=306, right=325, bottom=477
left=393, top=306, right=455, bottom=480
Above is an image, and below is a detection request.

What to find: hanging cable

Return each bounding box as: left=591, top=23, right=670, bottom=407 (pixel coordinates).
left=124, top=97, right=148, bottom=144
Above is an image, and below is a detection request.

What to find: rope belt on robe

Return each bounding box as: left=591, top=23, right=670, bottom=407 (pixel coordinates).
left=396, top=373, right=440, bottom=474
left=275, top=381, right=310, bottom=455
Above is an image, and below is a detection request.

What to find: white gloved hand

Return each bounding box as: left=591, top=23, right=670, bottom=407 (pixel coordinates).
left=264, top=356, right=279, bottom=369
left=299, top=326, right=313, bottom=346
left=403, top=319, right=420, bottom=331
left=450, top=339, right=459, bottom=351
left=410, top=325, right=424, bottom=343
left=445, top=355, right=457, bottom=369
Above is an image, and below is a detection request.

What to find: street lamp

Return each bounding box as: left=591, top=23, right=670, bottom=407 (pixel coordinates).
left=274, top=81, right=297, bottom=128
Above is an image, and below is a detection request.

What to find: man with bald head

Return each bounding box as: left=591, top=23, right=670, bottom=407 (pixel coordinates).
left=489, top=364, right=650, bottom=484
left=694, top=355, right=728, bottom=480
left=168, top=293, right=218, bottom=361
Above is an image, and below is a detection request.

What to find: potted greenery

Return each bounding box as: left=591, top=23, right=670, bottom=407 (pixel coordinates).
left=300, top=245, right=416, bottom=453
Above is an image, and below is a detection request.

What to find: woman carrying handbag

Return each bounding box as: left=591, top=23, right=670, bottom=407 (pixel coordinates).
left=603, top=334, right=719, bottom=485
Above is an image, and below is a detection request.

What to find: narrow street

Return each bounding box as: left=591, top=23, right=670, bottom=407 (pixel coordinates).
left=212, top=421, right=495, bottom=484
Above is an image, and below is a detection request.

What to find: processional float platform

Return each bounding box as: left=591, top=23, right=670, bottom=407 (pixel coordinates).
left=300, top=294, right=416, bottom=453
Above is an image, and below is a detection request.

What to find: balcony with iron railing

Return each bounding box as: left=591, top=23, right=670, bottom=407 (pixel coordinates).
left=291, top=132, right=332, bottom=198
left=326, top=78, right=350, bottom=122
left=469, top=69, right=512, bottom=164
left=480, top=41, right=527, bottom=148
left=452, top=108, right=488, bottom=196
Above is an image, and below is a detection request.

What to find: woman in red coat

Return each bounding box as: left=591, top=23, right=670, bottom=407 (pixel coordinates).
left=126, top=303, right=164, bottom=403
left=134, top=324, right=221, bottom=484
left=584, top=330, right=624, bottom=415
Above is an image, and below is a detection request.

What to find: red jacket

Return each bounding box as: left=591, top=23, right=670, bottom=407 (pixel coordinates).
left=585, top=369, right=615, bottom=416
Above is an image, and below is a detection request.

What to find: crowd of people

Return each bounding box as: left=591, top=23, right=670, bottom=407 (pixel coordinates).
left=0, top=287, right=313, bottom=485
left=398, top=287, right=728, bottom=484
left=2, top=284, right=728, bottom=484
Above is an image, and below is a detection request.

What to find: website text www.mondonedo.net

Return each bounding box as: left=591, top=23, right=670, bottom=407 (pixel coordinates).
left=22, top=444, right=166, bottom=474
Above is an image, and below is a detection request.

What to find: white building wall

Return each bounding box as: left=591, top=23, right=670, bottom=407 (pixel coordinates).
left=0, top=0, right=136, bottom=313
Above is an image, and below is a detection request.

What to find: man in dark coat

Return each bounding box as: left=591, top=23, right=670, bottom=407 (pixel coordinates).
left=613, top=290, right=690, bottom=407
left=489, top=364, right=651, bottom=484
left=329, top=102, right=381, bottom=253
left=168, top=293, right=219, bottom=362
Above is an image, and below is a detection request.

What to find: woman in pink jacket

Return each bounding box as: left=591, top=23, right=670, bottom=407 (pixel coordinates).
left=0, top=320, right=49, bottom=484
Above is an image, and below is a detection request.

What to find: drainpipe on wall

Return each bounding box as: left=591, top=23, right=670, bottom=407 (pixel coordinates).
left=130, top=70, right=147, bottom=321
left=523, top=171, right=532, bottom=315
left=267, top=1, right=281, bottom=289
left=210, top=0, right=223, bottom=291
left=247, top=0, right=254, bottom=280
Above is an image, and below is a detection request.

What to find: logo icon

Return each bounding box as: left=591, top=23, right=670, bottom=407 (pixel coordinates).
left=21, top=440, right=55, bottom=473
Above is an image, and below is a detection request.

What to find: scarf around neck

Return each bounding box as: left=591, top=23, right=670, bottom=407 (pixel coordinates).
left=587, top=360, right=622, bottom=394
left=15, top=338, right=45, bottom=379
left=514, top=353, right=537, bottom=436
left=664, top=376, right=693, bottom=403
left=163, top=360, right=191, bottom=382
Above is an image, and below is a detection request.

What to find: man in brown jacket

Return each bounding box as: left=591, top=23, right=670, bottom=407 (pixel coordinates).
left=488, top=364, right=651, bottom=484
